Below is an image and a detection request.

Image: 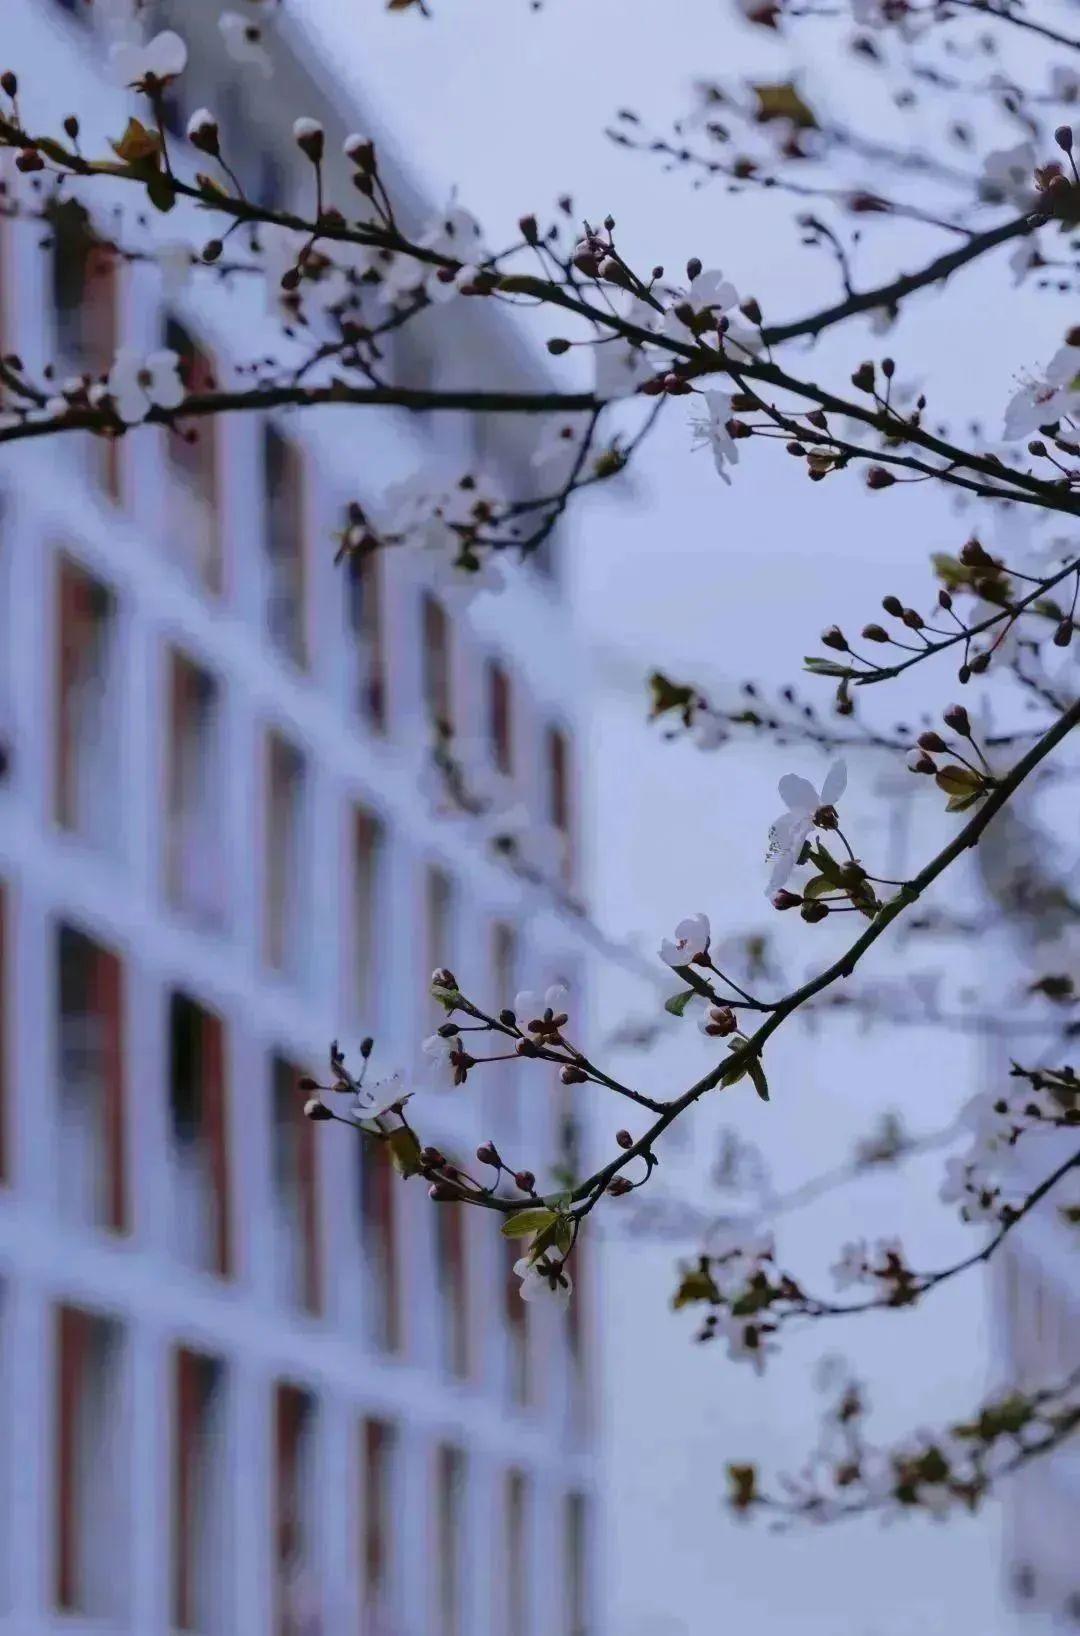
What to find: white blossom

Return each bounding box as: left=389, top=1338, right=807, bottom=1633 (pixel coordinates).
left=659, top=912, right=711, bottom=969
left=689, top=388, right=740, bottom=484
left=219, top=10, right=274, bottom=76
left=514, top=1255, right=573, bottom=1307
left=378, top=205, right=486, bottom=307
left=1003, top=342, right=1080, bottom=440
left=513, top=982, right=569, bottom=1025
left=939, top=1155, right=1002, bottom=1224
left=593, top=295, right=659, bottom=400
left=978, top=141, right=1037, bottom=208
left=344, top=1070, right=408, bottom=1131
left=831, top=1239, right=870, bottom=1290
left=766, top=759, right=847, bottom=893
left=718, top=1311, right=778, bottom=1374
left=107, top=348, right=185, bottom=425
left=660, top=267, right=740, bottom=344
left=421, top=1032, right=468, bottom=1089
left=110, top=28, right=187, bottom=87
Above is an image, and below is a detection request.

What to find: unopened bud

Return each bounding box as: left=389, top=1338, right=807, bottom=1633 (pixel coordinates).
left=801, top=900, right=830, bottom=923
left=518, top=213, right=539, bottom=243
left=1029, top=439, right=1048, bottom=457
left=202, top=239, right=223, bottom=263
left=63, top=115, right=80, bottom=141
left=851, top=361, right=875, bottom=392
left=498, top=1008, right=517, bottom=1027
left=559, top=1064, right=588, bottom=1084
left=615, top=1129, right=633, bottom=1149
left=1, top=71, right=17, bottom=99
left=431, top=967, right=458, bottom=990
left=882, top=595, right=903, bottom=617
left=861, top=623, right=889, bottom=643
left=741, top=296, right=762, bottom=325
left=907, top=750, right=937, bottom=775
left=420, top=1146, right=446, bottom=1167
left=476, top=1142, right=500, bottom=1167
left=298, top=1075, right=321, bottom=1092
left=304, top=1097, right=332, bottom=1121
left=686, top=256, right=703, bottom=281
left=608, top=1176, right=634, bottom=1196
left=293, top=117, right=325, bottom=163
left=942, top=703, right=971, bottom=735
left=1053, top=619, right=1074, bottom=648
left=918, top=730, right=948, bottom=752
left=866, top=466, right=896, bottom=489
left=771, top=890, right=802, bottom=911
left=938, top=589, right=953, bottom=610
left=900, top=607, right=924, bottom=630
left=702, top=1004, right=737, bottom=1037
left=360, top=1037, right=374, bottom=1059
left=186, top=108, right=220, bottom=155
left=1055, top=124, right=1075, bottom=153
left=547, top=336, right=571, bottom=355
left=428, top=1182, right=458, bottom=1201
left=343, top=133, right=375, bottom=170
left=821, top=625, right=848, bottom=652
left=514, top=1170, right=535, bottom=1192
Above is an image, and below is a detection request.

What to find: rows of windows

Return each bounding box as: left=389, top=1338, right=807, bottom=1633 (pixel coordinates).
left=0, top=886, right=587, bottom=1418
left=0, top=1293, right=591, bottom=1634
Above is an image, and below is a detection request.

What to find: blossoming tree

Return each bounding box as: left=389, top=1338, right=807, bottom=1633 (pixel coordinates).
left=3, top=0, right=1080, bottom=1531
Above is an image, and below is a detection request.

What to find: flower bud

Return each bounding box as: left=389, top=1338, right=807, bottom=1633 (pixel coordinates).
left=608, top=1176, right=634, bottom=1196
left=969, top=651, right=991, bottom=674
left=1066, top=325, right=1080, bottom=347
left=1055, top=124, right=1074, bottom=153
left=861, top=623, right=888, bottom=643
left=547, top=337, right=571, bottom=355
left=959, top=537, right=992, bottom=567
left=499, top=1008, right=517, bottom=1027
left=686, top=256, right=703, bottom=281
left=360, top=1037, right=374, bottom=1058
left=615, top=1129, right=633, bottom=1149
left=702, top=1004, right=737, bottom=1037
left=866, top=467, right=895, bottom=489
left=63, top=115, right=80, bottom=141
left=559, top=1064, right=588, bottom=1084
left=1053, top=619, right=1074, bottom=648
left=942, top=703, right=971, bottom=735
left=187, top=108, right=219, bottom=155
left=938, top=589, right=953, bottom=610
left=303, top=1097, right=332, bottom=1121
left=298, top=1075, right=321, bottom=1092
left=202, top=239, right=224, bottom=263
left=741, top=296, right=762, bottom=325
left=882, top=357, right=895, bottom=379
left=771, top=890, right=802, bottom=911
left=420, top=1146, right=446, bottom=1167
left=1, top=71, right=17, bottom=98
left=1029, top=440, right=1048, bottom=457
left=518, top=213, right=539, bottom=243
left=821, top=625, right=848, bottom=652
left=431, top=967, right=458, bottom=990
left=514, top=1170, right=536, bottom=1192
left=476, top=1141, right=500, bottom=1167
left=293, top=117, right=325, bottom=163
left=437, top=1022, right=460, bottom=1038
left=918, top=730, right=948, bottom=752
left=15, top=150, right=44, bottom=173
left=907, top=750, right=936, bottom=775
left=882, top=595, right=903, bottom=617
left=428, top=1182, right=458, bottom=1202
left=801, top=900, right=830, bottom=923
left=851, top=361, right=875, bottom=393
left=343, top=133, right=375, bottom=170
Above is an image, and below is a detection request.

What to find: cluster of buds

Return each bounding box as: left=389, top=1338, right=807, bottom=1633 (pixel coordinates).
left=906, top=703, right=994, bottom=812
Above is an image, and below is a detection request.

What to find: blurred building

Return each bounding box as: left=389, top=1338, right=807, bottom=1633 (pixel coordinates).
left=0, top=3, right=600, bottom=1632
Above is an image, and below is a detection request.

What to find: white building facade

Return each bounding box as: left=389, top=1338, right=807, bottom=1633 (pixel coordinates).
left=0, top=3, right=600, bottom=1633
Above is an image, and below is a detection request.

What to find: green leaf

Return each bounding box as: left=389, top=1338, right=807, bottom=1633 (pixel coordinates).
left=145, top=172, right=176, bottom=213
left=110, top=117, right=161, bottom=166
left=751, top=81, right=818, bottom=129
left=808, top=843, right=847, bottom=888
left=748, top=1058, right=770, bottom=1103
left=664, top=989, right=696, bottom=1017
left=935, top=764, right=981, bottom=796
left=386, top=1126, right=423, bottom=1178
left=720, top=1054, right=748, bottom=1088
left=430, top=983, right=463, bottom=1011
left=804, top=656, right=856, bottom=679
left=801, top=874, right=834, bottom=900
left=500, top=1207, right=557, bottom=1239
left=672, top=1266, right=719, bottom=1308
left=648, top=670, right=696, bottom=720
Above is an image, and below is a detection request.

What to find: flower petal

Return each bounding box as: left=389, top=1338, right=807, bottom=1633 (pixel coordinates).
left=777, top=773, right=818, bottom=813
left=820, top=759, right=847, bottom=806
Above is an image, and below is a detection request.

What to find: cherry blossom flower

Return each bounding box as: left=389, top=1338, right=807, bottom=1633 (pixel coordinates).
left=766, top=759, right=846, bottom=893
left=107, top=348, right=185, bottom=425
left=660, top=913, right=711, bottom=969
left=831, top=1239, right=870, bottom=1289
left=219, top=9, right=274, bottom=76
left=110, top=29, right=188, bottom=89
left=378, top=205, right=486, bottom=307
left=513, top=982, right=569, bottom=1029
left=1003, top=342, right=1080, bottom=439
left=978, top=141, right=1037, bottom=208
left=514, top=1255, right=573, bottom=1307
left=939, top=1156, right=1002, bottom=1224
left=660, top=267, right=740, bottom=344
left=344, top=1070, right=409, bottom=1132
left=689, top=389, right=740, bottom=484
left=592, top=295, right=659, bottom=400
left=421, top=1032, right=472, bottom=1089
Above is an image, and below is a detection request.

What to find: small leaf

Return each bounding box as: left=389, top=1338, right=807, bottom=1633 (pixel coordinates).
left=648, top=670, right=696, bottom=720
left=720, top=1054, right=748, bottom=1088
left=804, top=656, right=856, bottom=678
left=145, top=172, right=176, bottom=213
left=802, top=874, right=834, bottom=900
left=110, top=117, right=161, bottom=165
left=748, top=1058, right=770, bottom=1103
left=386, top=1126, right=423, bottom=1178
left=664, top=989, right=696, bottom=1017
left=500, top=1207, right=557, bottom=1239
left=673, top=1266, right=719, bottom=1308
left=751, top=81, right=818, bottom=128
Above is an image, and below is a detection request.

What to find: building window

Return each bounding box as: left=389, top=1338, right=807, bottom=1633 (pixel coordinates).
left=545, top=724, right=573, bottom=883
left=564, top=1493, right=588, bottom=1636
left=263, top=425, right=307, bottom=668
left=504, top=1237, right=528, bottom=1407
left=55, top=554, right=119, bottom=850
left=360, top=1419, right=397, bottom=1631
left=49, top=201, right=120, bottom=497
left=270, top=1055, right=321, bottom=1316
left=168, top=991, right=231, bottom=1278
left=424, top=864, right=454, bottom=1027
left=434, top=1445, right=465, bottom=1636
left=487, top=659, right=513, bottom=777
left=163, top=316, right=220, bottom=592
left=434, top=1202, right=468, bottom=1379
left=173, top=1348, right=228, bottom=1636
left=490, top=922, right=519, bottom=1137
left=351, top=806, right=383, bottom=1024
left=421, top=592, right=452, bottom=727
left=274, top=1384, right=320, bottom=1636
left=54, top=1306, right=128, bottom=1621
left=500, top=1469, right=529, bottom=1636
left=56, top=924, right=126, bottom=1233
left=346, top=552, right=386, bottom=730
left=265, top=732, right=308, bottom=979
left=358, top=1140, right=397, bottom=1352
left=166, top=650, right=226, bottom=929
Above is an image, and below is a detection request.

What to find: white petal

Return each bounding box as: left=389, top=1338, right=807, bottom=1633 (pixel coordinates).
left=659, top=940, right=683, bottom=968
left=767, top=850, right=796, bottom=894
left=146, top=29, right=188, bottom=78
left=146, top=350, right=185, bottom=410
left=777, top=773, right=818, bottom=813
left=820, top=759, right=847, bottom=805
